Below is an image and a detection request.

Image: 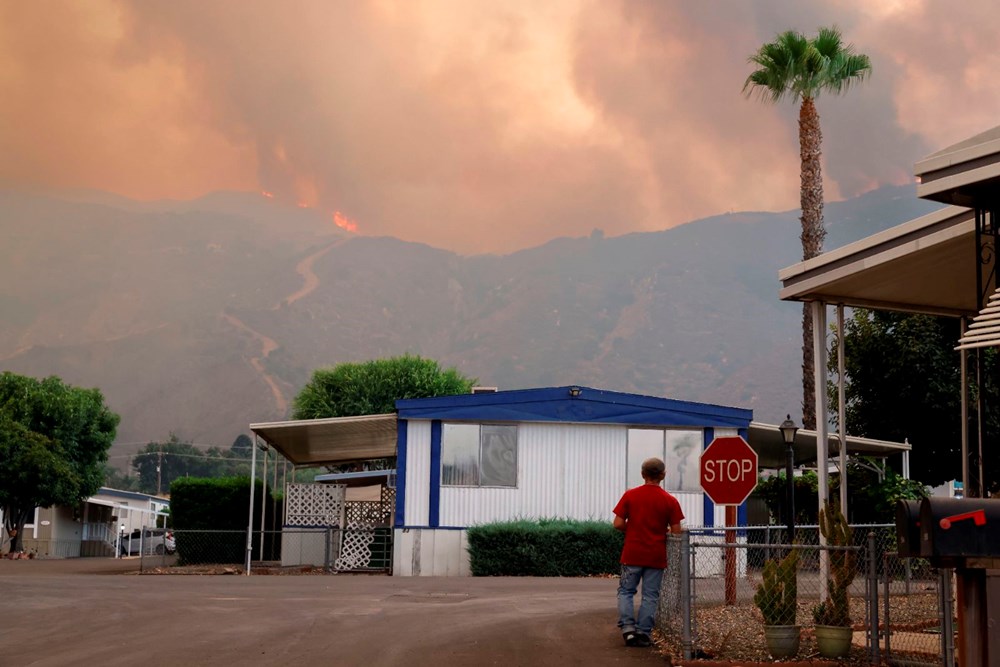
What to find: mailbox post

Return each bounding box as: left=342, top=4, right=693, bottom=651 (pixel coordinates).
left=896, top=497, right=1000, bottom=667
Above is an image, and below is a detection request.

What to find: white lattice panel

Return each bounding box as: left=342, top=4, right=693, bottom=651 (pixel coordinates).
left=334, top=522, right=375, bottom=570
left=345, top=501, right=392, bottom=527
left=285, top=483, right=345, bottom=527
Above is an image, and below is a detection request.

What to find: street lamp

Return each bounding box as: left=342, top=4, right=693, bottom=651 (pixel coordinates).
left=779, top=415, right=799, bottom=544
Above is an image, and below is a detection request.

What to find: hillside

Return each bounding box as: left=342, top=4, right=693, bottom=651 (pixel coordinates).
left=0, top=185, right=941, bottom=464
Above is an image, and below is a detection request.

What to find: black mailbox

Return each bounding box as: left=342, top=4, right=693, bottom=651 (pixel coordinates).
left=918, top=497, right=1000, bottom=563
left=895, top=499, right=923, bottom=558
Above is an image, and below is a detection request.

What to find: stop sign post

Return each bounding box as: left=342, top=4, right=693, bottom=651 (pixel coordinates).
left=700, top=435, right=758, bottom=606
left=700, top=435, right=758, bottom=506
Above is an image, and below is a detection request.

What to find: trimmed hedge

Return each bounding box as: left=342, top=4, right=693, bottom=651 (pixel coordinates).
left=467, top=519, right=623, bottom=576
left=170, top=476, right=277, bottom=565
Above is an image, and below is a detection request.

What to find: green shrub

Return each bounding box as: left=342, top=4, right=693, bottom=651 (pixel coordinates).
left=466, top=519, right=624, bottom=576
left=170, top=476, right=278, bottom=565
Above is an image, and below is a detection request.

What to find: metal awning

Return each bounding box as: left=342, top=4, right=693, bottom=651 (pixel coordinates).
left=748, top=421, right=909, bottom=469
left=248, top=412, right=908, bottom=471
left=779, top=205, right=976, bottom=316
left=250, top=413, right=397, bottom=466
left=916, top=124, right=1000, bottom=207
left=314, top=469, right=396, bottom=487
left=780, top=126, right=1000, bottom=316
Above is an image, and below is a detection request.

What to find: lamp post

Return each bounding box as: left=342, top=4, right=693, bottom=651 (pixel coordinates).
left=779, top=415, right=799, bottom=544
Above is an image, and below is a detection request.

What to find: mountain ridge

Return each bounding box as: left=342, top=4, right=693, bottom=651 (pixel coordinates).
left=0, top=184, right=941, bottom=466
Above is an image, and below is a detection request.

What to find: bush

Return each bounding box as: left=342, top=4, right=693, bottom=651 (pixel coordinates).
left=467, top=519, right=624, bottom=576
left=170, top=476, right=277, bottom=564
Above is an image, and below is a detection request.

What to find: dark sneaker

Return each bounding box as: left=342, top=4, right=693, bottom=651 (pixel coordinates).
left=633, top=633, right=652, bottom=648
left=623, top=631, right=639, bottom=647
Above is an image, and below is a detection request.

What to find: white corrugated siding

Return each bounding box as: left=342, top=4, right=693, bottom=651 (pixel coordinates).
left=403, top=420, right=431, bottom=526
left=393, top=528, right=471, bottom=576
left=672, top=492, right=705, bottom=526
left=439, top=423, right=626, bottom=526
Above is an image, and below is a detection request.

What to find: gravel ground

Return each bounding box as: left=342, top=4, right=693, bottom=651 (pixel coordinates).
left=661, top=594, right=943, bottom=664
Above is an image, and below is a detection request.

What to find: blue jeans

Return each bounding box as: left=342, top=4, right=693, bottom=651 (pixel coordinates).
left=617, top=565, right=664, bottom=635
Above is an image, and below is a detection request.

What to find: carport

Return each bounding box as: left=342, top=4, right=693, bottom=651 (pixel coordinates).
left=780, top=125, right=1000, bottom=506
left=245, top=414, right=398, bottom=573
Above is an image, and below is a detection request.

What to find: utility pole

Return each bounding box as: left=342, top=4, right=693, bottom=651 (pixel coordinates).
left=156, top=445, right=163, bottom=496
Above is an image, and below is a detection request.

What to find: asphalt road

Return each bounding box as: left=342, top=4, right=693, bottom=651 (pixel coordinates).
left=0, top=558, right=666, bottom=667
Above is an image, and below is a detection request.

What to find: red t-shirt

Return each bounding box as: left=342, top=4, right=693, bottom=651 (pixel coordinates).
left=613, top=484, right=685, bottom=568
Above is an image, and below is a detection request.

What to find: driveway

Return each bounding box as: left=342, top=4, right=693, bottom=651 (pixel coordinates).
left=0, top=559, right=666, bottom=666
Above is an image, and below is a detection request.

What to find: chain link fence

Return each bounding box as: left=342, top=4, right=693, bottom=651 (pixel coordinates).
left=138, top=527, right=393, bottom=574
left=658, top=525, right=948, bottom=665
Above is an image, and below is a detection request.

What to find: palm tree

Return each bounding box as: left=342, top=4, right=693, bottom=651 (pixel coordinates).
left=744, top=27, right=871, bottom=429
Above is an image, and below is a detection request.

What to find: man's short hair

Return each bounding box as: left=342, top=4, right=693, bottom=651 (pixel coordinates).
left=641, top=457, right=666, bottom=480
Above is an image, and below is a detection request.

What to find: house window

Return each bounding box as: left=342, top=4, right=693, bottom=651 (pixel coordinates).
left=441, top=423, right=517, bottom=487
left=626, top=428, right=701, bottom=492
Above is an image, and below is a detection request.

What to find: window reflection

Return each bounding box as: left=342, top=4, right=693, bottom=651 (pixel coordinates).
left=441, top=423, right=517, bottom=488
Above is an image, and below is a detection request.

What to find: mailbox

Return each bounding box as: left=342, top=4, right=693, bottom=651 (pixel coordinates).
left=894, top=499, right=923, bottom=558
left=917, top=497, right=1000, bottom=564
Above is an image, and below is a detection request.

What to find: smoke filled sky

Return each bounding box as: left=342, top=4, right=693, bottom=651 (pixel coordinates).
left=2, top=1, right=998, bottom=254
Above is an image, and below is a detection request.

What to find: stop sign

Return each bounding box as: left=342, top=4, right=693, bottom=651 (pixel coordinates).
left=700, top=436, right=758, bottom=505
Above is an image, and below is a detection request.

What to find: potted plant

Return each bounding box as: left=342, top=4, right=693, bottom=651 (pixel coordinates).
left=813, top=503, right=856, bottom=658
left=753, top=547, right=800, bottom=658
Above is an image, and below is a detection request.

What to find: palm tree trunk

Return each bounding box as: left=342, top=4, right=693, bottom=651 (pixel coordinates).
left=799, top=96, right=824, bottom=430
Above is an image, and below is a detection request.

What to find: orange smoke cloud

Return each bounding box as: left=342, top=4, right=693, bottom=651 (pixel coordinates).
left=2, top=2, right=997, bottom=253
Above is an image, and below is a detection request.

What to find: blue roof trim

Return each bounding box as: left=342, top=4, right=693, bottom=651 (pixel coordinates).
left=396, top=386, right=751, bottom=428
left=702, top=429, right=714, bottom=528
left=394, top=427, right=407, bottom=528
left=429, top=421, right=442, bottom=528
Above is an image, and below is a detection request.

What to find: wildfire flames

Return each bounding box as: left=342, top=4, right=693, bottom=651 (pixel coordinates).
left=333, top=211, right=359, bottom=233
left=259, top=189, right=359, bottom=233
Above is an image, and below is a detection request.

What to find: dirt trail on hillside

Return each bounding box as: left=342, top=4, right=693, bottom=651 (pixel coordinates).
left=221, top=312, right=288, bottom=415
left=282, top=238, right=346, bottom=307
left=222, top=239, right=345, bottom=416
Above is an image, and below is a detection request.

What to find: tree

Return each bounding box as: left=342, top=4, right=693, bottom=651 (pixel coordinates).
left=0, top=372, right=119, bottom=553
left=831, top=459, right=927, bottom=524
left=103, top=464, right=142, bottom=492
left=230, top=434, right=253, bottom=457
left=744, top=27, right=871, bottom=429
left=828, top=309, right=998, bottom=487
left=293, top=355, right=476, bottom=472
left=292, top=355, right=477, bottom=419
left=755, top=470, right=820, bottom=527
left=132, top=434, right=247, bottom=494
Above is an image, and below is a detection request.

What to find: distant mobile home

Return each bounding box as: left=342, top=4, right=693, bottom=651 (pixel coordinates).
left=391, top=386, right=752, bottom=576
left=10, top=487, right=169, bottom=558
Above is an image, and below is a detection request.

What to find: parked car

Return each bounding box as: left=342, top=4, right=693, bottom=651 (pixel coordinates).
left=119, top=528, right=175, bottom=556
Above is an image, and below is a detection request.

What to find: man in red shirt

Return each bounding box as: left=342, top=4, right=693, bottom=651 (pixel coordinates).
left=613, top=457, right=685, bottom=647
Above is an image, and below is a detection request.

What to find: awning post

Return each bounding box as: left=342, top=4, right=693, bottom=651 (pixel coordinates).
left=245, top=434, right=259, bottom=575
left=812, top=300, right=830, bottom=591
left=837, top=305, right=848, bottom=518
